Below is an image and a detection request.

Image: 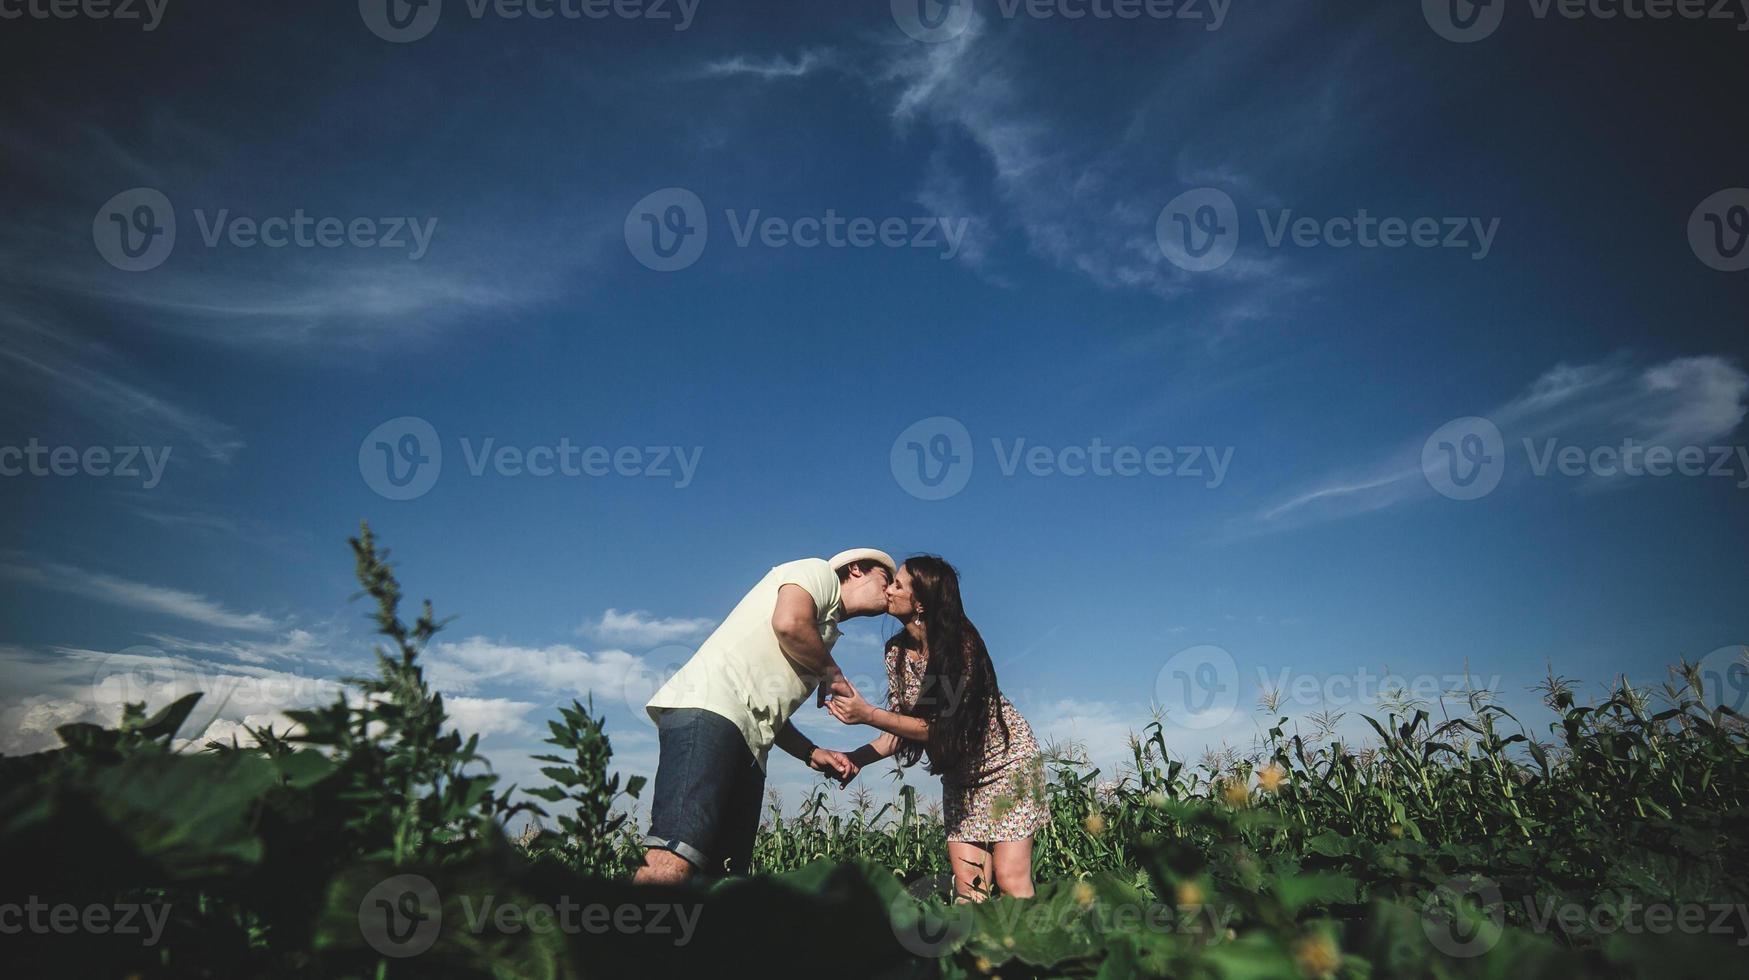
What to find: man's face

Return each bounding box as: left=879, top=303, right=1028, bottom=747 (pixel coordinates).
left=840, top=563, right=892, bottom=616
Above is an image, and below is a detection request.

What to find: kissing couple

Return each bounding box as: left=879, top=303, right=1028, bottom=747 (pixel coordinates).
left=632, top=549, right=1049, bottom=902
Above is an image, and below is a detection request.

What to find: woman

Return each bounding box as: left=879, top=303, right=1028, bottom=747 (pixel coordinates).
left=828, top=555, right=1049, bottom=901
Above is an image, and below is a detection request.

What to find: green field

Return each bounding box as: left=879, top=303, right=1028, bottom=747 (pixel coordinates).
left=4, top=525, right=1745, bottom=978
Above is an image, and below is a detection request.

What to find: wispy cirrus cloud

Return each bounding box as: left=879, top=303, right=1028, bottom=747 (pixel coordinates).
left=698, top=49, right=832, bottom=79
left=1257, top=354, right=1749, bottom=529
left=0, top=558, right=281, bottom=631
left=0, top=309, right=244, bottom=463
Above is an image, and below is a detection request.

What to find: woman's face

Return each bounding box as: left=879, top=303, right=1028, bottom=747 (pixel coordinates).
left=886, top=565, right=919, bottom=620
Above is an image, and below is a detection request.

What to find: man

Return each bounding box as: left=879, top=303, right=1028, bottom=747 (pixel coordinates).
left=632, top=548, right=896, bottom=884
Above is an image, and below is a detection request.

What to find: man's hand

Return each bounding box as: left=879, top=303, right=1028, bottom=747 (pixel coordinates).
left=807, top=747, right=859, bottom=787
left=825, top=678, right=876, bottom=726
left=816, top=659, right=853, bottom=707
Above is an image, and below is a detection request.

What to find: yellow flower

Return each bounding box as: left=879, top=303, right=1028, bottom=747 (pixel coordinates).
left=1257, top=763, right=1287, bottom=793
left=1387, top=822, right=1404, bottom=839
left=1292, top=933, right=1341, bottom=978
left=1222, top=779, right=1250, bottom=808
left=1074, top=880, right=1097, bottom=906
left=1175, top=880, right=1205, bottom=907
left=975, top=955, right=993, bottom=973
left=1084, top=812, right=1107, bottom=835
left=1002, top=935, right=1015, bottom=949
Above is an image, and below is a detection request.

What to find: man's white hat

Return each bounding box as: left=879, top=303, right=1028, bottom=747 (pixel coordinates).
left=828, top=548, right=897, bottom=577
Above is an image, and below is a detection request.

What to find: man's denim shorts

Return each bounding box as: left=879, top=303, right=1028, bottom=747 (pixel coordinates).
left=641, top=707, right=766, bottom=876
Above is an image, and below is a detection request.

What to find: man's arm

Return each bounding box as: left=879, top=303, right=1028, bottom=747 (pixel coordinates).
left=775, top=720, right=858, bottom=785
left=772, top=583, right=830, bottom=680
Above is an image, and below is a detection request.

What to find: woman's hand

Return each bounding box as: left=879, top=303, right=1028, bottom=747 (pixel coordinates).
left=807, top=747, right=858, bottom=786
left=826, top=680, right=876, bottom=726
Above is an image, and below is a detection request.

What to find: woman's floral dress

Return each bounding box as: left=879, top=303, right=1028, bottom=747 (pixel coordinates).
left=886, top=644, right=1050, bottom=842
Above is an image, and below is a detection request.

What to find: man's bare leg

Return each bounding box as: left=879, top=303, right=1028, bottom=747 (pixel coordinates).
left=632, top=847, right=694, bottom=886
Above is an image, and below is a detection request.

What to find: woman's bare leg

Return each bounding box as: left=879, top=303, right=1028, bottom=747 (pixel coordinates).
left=946, top=840, right=994, bottom=902
left=991, top=837, right=1035, bottom=898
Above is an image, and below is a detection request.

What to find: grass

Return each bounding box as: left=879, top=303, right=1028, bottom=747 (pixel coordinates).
left=2, top=525, right=1743, bottom=978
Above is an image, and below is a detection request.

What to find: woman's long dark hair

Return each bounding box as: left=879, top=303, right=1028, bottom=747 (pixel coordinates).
left=889, top=555, right=1010, bottom=783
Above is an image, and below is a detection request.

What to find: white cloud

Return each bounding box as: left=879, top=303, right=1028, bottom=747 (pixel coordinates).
left=578, top=608, right=715, bottom=646
left=443, top=696, right=540, bottom=739
left=0, top=559, right=280, bottom=631
left=423, top=636, right=668, bottom=714
left=698, top=49, right=831, bottom=79
left=144, top=629, right=320, bottom=664
left=1258, top=354, right=1749, bottom=528
left=874, top=12, right=1299, bottom=303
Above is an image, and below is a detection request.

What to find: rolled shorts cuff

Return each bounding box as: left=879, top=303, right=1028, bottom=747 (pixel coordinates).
left=641, top=833, right=708, bottom=869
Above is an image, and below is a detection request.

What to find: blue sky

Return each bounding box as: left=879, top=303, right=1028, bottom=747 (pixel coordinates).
left=2, top=2, right=1746, bottom=816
